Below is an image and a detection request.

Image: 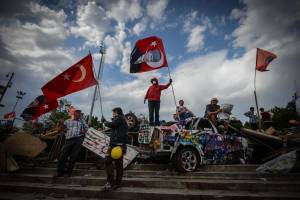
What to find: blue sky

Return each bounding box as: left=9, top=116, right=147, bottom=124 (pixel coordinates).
left=0, top=0, right=299, bottom=125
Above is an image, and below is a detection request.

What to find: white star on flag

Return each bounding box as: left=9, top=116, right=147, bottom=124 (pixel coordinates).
left=151, top=41, right=157, bottom=47
left=63, top=73, right=71, bottom=80
left=44, top=104, right=49, bottom=109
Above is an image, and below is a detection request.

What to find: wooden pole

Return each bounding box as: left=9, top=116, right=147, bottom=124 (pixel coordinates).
left=254, top=58, right=262, bottom=131
left=167, top=66, right=177, bottom=110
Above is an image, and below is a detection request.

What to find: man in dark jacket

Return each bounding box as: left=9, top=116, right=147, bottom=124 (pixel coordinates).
left=101, top=107, right=128, bottom=191
left=144, top=77, right=172, bottom=126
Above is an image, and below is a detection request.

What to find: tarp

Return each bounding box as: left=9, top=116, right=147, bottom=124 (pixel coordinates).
left=256, top=149, right=299, bottom=173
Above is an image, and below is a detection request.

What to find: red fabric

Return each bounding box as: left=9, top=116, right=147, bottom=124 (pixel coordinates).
left=261, top=112, right=271, bottom=122
left=130, top=36, right=168, bottom=73
left=145, top=83, right=170, bottom=101
left=42, top=54, right=98, bottom=100
left=4, top=112, right=15, bottom=119
left=33, top=98, right=59, bottom=120
left=256, top=48, right=277, bottom=72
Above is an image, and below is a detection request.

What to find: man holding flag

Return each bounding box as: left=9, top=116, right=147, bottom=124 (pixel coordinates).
left=130, top=36, right=175, bottom=126
left=144, top=77, right=172, bottom=126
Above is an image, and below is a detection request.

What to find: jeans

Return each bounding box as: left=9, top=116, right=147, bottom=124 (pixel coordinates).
left=105, top=145, right=127, bottom=186
left=57, top=136, right=84, bottom=175
left=148, top=101, right=160, bottom=126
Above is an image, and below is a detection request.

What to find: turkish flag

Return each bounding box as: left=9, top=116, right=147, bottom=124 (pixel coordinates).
left=42, top=54, right=98, bottom=100
left=21, top=95, right=59, bottom=121
left=4, top=112, right=16, bottom=119
left=256, top=48, right=277, bottom=72
left=130, top=36, right=168, bottom=73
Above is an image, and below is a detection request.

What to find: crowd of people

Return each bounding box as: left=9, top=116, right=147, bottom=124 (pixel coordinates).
left=51, top=76, right=275, bottom=191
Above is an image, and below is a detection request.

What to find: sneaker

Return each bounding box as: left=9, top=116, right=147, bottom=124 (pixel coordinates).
left=101, top=182, right=113, bottom=192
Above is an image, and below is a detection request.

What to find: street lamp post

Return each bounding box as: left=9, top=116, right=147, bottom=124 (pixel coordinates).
left=12, top=91, right=26, bottom=112
left=0, top=72, right=14, bottom=108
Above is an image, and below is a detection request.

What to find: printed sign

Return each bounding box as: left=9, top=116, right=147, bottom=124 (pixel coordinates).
left=82, top=128, right=139, bottom=168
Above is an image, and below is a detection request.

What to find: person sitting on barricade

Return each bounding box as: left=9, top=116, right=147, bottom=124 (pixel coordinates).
left=205, top=97, right=221, bottom=125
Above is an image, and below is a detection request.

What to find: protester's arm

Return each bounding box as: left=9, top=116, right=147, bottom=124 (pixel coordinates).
left=206, top=105, right=221, bottom=115
left=159, top=79, right=172, bottom=90
left=144, top=87, right=150, bottom=103
left=103, top=118, right=121, bottom=129
left=244, top=111, right=250, bottom=117
left=186, top=107, right=195, bottom=117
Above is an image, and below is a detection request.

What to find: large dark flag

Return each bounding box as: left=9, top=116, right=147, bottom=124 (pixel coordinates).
left=130, top=36, right=168, bottom=73
left=21, top=95, right=58, bottom=121
left=256, top=48, right=277, bottom=72
left=42, top=54, right=98, bottom=100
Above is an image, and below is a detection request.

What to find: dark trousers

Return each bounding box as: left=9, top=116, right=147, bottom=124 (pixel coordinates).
left=148, top=101, right=160, bottom=126
left=105, top=145, right=126, bottom=186
left=57, top=136, right=84, bottom=175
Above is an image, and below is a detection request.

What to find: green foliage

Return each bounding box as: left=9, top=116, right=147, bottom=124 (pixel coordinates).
left=271, top=101, right=299, bottom=129
left=86, top=115, right=103, bottom=130
left=229, top=119, right=243, bottom=130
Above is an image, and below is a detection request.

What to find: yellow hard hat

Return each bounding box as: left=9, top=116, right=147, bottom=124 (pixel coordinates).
left=111, top=146, right=122, bottom=159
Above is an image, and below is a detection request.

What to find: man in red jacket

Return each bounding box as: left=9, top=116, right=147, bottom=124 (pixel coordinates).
left=144, top=77, right=172, bottom=126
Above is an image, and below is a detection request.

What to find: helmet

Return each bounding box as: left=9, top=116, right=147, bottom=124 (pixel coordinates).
left=111, top=146, right=122, bottom=159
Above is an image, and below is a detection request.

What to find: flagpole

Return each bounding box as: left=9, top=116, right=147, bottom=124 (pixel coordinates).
left=254, top=53, right=262, bottom=131
left=167, top=66, right=177, bottom=110
left=88, top=43, right=105, bottom=125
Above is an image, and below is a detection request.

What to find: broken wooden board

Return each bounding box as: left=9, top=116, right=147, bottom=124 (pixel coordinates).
left=241, top=128, right=283, bottom=143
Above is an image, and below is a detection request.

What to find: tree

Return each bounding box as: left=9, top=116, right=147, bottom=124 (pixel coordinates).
left=271, top=101, right=299, bottom=129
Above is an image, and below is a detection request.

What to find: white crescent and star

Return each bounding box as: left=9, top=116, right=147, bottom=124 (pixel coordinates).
left=134, top=40, right=165, bottom=68
left=62, top=64, right=87, bottom=82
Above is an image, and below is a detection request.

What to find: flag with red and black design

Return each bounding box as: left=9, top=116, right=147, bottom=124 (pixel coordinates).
left=130, top=36, right=168, bottom=73
left=256, top=48, right=277, bottom=72
left=20, top=95, right=58, bottom=121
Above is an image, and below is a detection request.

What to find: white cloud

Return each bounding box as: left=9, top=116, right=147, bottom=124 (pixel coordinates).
left=183, top=12, right=220, bottom=53
left=231, top=0, right=300, bottom=50
left=133, top=18, right=148, bottom=35
left=70, top=1, right=111, bottom=46
left=106, top=0, right=143, bottom=23
left=146, top=0, right=169, bottom=20
left=185, top=25, right=206, bottom=52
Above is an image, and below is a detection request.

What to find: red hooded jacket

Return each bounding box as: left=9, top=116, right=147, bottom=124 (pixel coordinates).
left=145, top=80, right=171, bottom=101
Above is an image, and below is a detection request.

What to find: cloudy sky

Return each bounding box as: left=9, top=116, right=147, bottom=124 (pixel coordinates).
left=0, top=0, right=299, bottom=125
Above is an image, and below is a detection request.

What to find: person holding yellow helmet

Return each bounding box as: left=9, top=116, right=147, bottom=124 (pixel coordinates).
left=101, top=107, right=128, bottom=191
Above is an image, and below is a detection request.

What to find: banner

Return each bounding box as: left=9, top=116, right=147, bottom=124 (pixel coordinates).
left=82, top=128, right=139, bottom=168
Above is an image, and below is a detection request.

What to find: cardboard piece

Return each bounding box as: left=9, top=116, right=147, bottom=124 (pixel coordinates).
left=82, top=128, right=139, bottom=168
left=3, top=132, right=47, bottom=158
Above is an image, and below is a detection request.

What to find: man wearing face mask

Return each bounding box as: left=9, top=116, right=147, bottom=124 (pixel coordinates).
left=144, top=77, right=172, bottom=126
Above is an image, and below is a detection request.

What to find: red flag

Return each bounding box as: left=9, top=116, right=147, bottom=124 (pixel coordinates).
left=256, top=48, right=277, bottom=72
left=21, top=95, right=58, bottom=121
left=42, top=54, right=98, bottom=100
left=4, top=111, right=15, bottom=119
left=130, top=36, right=168, bottom=73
